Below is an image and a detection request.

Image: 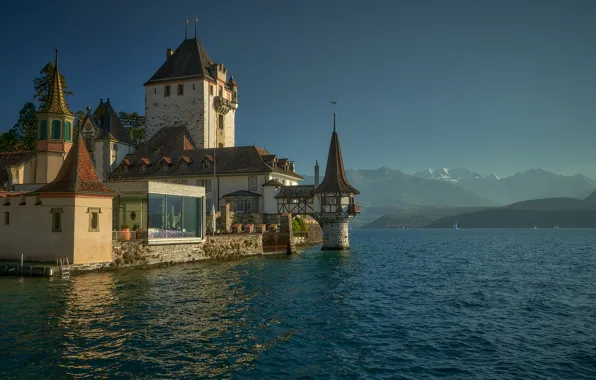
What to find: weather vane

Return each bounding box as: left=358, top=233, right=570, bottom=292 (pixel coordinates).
left=331, top=100, right=337, bottom=115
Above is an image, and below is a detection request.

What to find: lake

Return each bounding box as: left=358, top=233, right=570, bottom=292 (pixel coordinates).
left=1, top=229, right=595, bottom=379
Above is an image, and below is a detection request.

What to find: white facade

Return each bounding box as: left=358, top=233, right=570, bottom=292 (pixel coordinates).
left=144, top=79, right=236, bottom=148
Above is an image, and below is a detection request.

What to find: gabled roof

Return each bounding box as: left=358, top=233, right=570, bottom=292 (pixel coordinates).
left=275, top=185, right=315, bottom=198
left=110, top=127, right=302, bottom=180
left=263, top=178, right=284, bottom=187
left=93, top=100, right=135, bottom=145
left=0, top=151, right=35, bottom=190
left=314, top=115, right=359, bottom=194
left=222, top=190, right=262, bottom=197
left=41, top=49, right=73, bottom=116
left=35, top=135, right=114, bottom=195
left=145, top=38, right=214, bottom=85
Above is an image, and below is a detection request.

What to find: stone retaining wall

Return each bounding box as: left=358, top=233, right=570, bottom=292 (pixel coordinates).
left=71, top=235, right=264, bottom=273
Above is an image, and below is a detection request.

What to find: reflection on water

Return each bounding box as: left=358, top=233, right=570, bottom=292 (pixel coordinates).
left=2, top=230, right=596, bottom=378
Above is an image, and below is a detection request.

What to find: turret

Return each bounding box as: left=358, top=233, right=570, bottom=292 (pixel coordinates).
left=35, top=49, right=75, bottom=184
left=313, top=112, right=360, bottom=250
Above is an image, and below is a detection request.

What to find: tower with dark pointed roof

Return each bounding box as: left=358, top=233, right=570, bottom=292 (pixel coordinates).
left=144, top=30, right=238, bottom=149
left=35, top=49, right=75, bottom=185
left=313, top=113, right=360, bottom=250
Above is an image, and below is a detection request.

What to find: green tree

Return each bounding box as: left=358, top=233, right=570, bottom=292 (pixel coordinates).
left=12, top=102, right=38, bottom=151
left=32, top=62, right=73, bottom=110
left=0, top=129, right=19, bottom=152
left=118, top=111, right=146, bottom=144
left=292, top=217, right=308, bottom=233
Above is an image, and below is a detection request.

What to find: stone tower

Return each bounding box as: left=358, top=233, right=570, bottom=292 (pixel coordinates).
left=35, top=49, right=75, bottom=184
left=313, top=114, right=360, bottom=250
left=144, top=32, right=238, bottom=149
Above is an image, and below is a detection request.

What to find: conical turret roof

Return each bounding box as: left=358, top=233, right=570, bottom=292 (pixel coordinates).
left=36, top=134, right=114, bottom=195
left=314, top=114, right=359, bottom=194
left=41, top=49, right=73, bottom=116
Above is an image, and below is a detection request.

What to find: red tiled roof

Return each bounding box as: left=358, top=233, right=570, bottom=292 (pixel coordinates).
left=35, top=135, right=114, bottom=195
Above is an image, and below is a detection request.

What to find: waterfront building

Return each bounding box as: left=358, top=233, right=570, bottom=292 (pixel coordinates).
left=110, top=32, right=303, bottom=223
left=275, top=114, right=360, bottom=249
left=0, top=134, right=115, bottom=264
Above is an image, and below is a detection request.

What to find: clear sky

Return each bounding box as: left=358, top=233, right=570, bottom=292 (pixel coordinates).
left=1, top=0, right=595, bottom=178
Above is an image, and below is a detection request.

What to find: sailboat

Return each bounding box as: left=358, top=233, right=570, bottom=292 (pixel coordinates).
left=534, top=225, right=537, bottom=229
left=453, top=222, right=459, bottom=230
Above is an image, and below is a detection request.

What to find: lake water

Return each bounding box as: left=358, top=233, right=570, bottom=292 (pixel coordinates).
left=1, top=229, right=595, bottom=379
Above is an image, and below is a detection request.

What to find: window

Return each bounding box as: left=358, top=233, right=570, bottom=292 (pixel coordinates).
left=206, top=198, right=212, bottom=211
left=210, top=85, right=214, bottom=95
left=177, top=84, right=184, bottom=95
left=147, top=194, right=201, bottom=239
left=244, top=199, right=251, bottom=213
left=85, top=137, right=93, bottom=152
left=218, top=86, right=223, bottom=96
left=192, top=83, right=195, bottom=90
left=219, top=114, right=224, bottom=129
left=51, top=208, right=63, bottom=232
left=140, top=165, right=147, bottom=172
left=162, top=163, right=169, bottom=172
left=164, top=85, right=171, bottom=97
left=154, top=88, right=157, bottom=95
left=39, top=120, right=47, bottom=140
left=123, top=165, right=128, bottom=173
left=236, top=200, right=244, bottom=213
left=88, top=208, right=100, bottom=232
left=325, top=197, right=337, bottom=204
left=51, top=120, right=61, bottom=139
left=198, top=179, right=212, bottom=193
left=218, top=143, right=224, bottom=148
left=4, top=212, right=8, bottom=225
left=64, top=122, right=71, bottom=142
left=179, top=162, right=187, bottom=171
left=248, top=176, right=257, bottom=191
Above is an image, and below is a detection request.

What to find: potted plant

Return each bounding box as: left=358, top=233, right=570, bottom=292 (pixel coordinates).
left=132, top=223, right=141, bottom=239
left=120, top=224, right=131, bottom=241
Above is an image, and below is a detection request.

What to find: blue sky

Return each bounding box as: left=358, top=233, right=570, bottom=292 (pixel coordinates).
left=1, top=0, right=595, bottom=178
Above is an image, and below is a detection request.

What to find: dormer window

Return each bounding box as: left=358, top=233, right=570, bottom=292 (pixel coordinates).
left=123, top=165, right=128, bottom=173
left=140, top=165, right=147, bottom=173
left=161, top=163, right=169, bottom=172
left=179, top=162, right=187, bottom=171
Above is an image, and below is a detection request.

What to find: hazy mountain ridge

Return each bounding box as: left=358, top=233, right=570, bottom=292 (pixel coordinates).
left=301, top=167, right=595, bottom=208
left=413, top=167, right=596, bottom=205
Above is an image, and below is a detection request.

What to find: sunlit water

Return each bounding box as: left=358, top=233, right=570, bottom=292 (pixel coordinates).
left=1, top=229, right=595, bottom=379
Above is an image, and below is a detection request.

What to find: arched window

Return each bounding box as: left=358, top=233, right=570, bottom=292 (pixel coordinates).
left=244, top=199, right=251, bottom=213
left=39, top=120, right=47, bottom=140
left=236, top=200, right=244, bottom=213
left=51, top=120, right=61, bottom=140
left=64, top=122, right=71, bottom=141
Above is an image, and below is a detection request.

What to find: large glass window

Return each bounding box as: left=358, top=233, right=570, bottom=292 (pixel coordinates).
left=39, top=120, right=47, bottom=140
left=51, top=120, right=61, bottom=139
left=64, top=122, right=71, bottom=141
left=147, top=194, right=201, bottom=239
left=183, top=197, right=198, bottom=237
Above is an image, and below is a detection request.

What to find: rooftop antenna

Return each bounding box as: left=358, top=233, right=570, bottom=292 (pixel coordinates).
left=194, top=14, right=198, bottom=39
left=331, top=100, right=337, bottom=132
left=185, top=15, right=188, bottom=39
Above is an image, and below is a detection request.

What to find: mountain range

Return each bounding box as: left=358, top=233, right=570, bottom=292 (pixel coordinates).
left=302, top=167, right=596, bottom=208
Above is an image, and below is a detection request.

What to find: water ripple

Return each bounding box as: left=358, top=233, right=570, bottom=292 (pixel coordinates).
left=1, top=229, right=596, bottom=378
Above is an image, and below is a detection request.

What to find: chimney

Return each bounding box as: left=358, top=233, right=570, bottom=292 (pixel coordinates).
left=314, top=160, right=320, bottom=189
left=166, top=48, right=174, bottom=60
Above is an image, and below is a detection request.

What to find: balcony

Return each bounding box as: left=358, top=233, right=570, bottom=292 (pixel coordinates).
left=214, top=96, right=232, bottom=115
